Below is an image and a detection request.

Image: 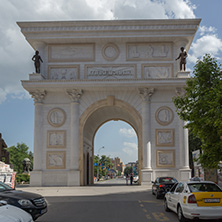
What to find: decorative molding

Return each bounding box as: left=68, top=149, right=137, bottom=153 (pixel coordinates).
left=84, top=64, right=137, bottom=80
left=142, top=64, right=173, bottom=79
left=156, top=129, right=175, bottom=147
left=175, top=87, right=186, bottom=97
left=155, top=106, right=174, bottom=126
left=47, top=130, right=66, bottom=148
left=48, top=65, right=80, bottom=80
left=138, top=88, right=155, bottom=102
left=48, top=44, right=95, bottom=62
left=126, top=43, right=173, bottom=61
left=102, top=43, right=120, bottom=61
left=46, top=151, right=66, bottom=169
left=47, top=108, right=66, bottom=127
left=29, top=90, right=47, bottom=103
left=156, top=150, right=175, bottom=168
left=66, top=89, right=83, bottom=103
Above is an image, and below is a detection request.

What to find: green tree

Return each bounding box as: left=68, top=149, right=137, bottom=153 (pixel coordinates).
left=6, top=143, right=33, bottom=173
left=124, top=166, right=132, bottom=175
left=174, top=54, right=222, bottom=168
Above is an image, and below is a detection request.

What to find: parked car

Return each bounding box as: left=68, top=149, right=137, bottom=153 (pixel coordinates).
left=164, top=181, right=222, bottom=221
left=0, top=182, right=47, bottom=221
left=0, top=200, right=34, bottom=222
left=152, top=177, right=178, bottom=199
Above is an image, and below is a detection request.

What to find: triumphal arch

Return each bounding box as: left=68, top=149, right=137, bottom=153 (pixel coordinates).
left=18, top=19, right=200, bottom=186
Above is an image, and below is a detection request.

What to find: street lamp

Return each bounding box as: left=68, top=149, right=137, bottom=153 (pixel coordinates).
left=97, top=146, right=104, bottom=180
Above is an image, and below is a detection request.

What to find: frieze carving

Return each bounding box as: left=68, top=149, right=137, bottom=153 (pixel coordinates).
left=46, top=151, right=66, bottom=169
left=66, top=89, right=83, bottom=103
left=138, top=88, right=155, bottom=102
left=142, top=64, right=173, bottom=78
left=102, top=43, right=120, bottom=61
left=85, top=65, right=136, bottom=80
left=127, top=43, right=172, bottom=61
left=48, top=66, right=80, bottom=80
left=29, top=90, right=47, bottom=103
left=48, top=44, right=95, bottom=62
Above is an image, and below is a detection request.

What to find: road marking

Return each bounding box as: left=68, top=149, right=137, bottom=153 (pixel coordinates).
left=146, top=214, right=152, bottom=219
left=140, top=204, right=144, bottom=207
left=143, top=208, right=147, bottom=213
left=152, top=212, right=169, bottom=221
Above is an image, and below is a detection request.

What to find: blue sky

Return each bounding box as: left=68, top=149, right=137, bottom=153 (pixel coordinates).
left=0, top=0, right=222, bottom=164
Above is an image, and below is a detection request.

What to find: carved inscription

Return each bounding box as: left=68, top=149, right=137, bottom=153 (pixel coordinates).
left=48, top=44, right=95, bottom=62
left=85, top=65, right=136, bottom=79
left=127, top=43, right=172, bottom=60
left=49, top=66, right=79, bottom=80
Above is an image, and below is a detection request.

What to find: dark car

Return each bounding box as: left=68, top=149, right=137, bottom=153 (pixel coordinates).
left=152, top=177, right=178, bottom=199
left=0, top=182, right=47, bottom=221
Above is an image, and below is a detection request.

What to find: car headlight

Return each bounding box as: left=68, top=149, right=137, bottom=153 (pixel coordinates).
left=18, top=199, right=34, bottom=207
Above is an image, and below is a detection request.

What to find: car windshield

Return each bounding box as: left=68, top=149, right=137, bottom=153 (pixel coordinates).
left=159, top=177, right=177, bottom=183
left=188, top=183, right=222, bottom=192
left=0, top=182, right=13, bottom=191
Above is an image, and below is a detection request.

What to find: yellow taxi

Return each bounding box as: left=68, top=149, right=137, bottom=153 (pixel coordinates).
left=164, top=181, right=222, bottom=221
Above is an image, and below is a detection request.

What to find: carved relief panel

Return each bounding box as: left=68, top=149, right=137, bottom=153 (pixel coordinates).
left=47, top=108, right=66, bottom=127
left=142, top=64, right=173, bottom=78
left=126, top=43, right=172, bottom=61
left=48, top=44, right=95, bottom=62
left=156, top=150, right=175, bottom=168
left=46, top=151, right=66, bottom=169
left=155, top=106, right=174, bottom=126
left=156, top=129, right=174, bottom=147
left=102, top=43, right=120, bottom=61
left=48, top=65, right=80, bottom=80
left=47, top=130, right=66, bottom=148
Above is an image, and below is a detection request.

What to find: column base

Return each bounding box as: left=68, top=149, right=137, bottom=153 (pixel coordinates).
left=67, top=170, right=80, bottom=186
left=141, top=169, right=153, bottom=188
left=179, top=168, right=191, bottom=181
left=30, top=170, right=43, bottom=186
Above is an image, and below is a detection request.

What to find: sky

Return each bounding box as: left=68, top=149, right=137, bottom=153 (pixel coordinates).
left=0, top=0, right=222, bottom=164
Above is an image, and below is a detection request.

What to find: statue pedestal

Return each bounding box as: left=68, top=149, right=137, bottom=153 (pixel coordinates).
left=177, top=71, right=190, bottom=78
left=29, top=73, right=45, bottom=80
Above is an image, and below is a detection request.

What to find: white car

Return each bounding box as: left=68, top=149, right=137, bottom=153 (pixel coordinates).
left=164, top=181, right=222, bottom=221
left=0, top=200, right=33, bottom=222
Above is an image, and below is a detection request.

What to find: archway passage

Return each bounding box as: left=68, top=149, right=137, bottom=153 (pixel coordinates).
left=79, top=98, right=142, bottom=186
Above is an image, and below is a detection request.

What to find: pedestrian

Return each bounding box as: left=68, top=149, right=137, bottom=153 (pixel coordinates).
left=130, top=174, right=133, bottom=185
left=125, top=174, right=128, bottom=185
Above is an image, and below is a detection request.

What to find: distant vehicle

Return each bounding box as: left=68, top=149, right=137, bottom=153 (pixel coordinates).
left=0, top=182, right=47, bottom=221
left=190, top=177, right=203, bottom=182
left=152, top=177, right=178, bottom=199
left=164, top=181, right=222, bottom=221
left=0, top=200, right=34, bottom=222
left=133, top=175, right=139, bottom=183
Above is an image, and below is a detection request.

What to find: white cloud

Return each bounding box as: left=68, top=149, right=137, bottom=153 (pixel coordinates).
left=119, top=128, right=136, bottom=138
left=122, top=142, right=138, bottom=156
left=199, top=26, right=217, bottom=36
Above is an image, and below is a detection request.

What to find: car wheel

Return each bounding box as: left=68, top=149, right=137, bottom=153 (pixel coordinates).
left=177, top=205, right=186, bottom=222
left=156, top=192, right=160, bottom=199
left=164, top=199, right=170, bottom=212
left=152, top=188, right=155, bottom=195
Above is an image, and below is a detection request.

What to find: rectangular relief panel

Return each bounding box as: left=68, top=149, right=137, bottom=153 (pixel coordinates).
left=142, top=64, right=173, bottom=78
left=46, top=151, right=66, bottom=169
left=156, top=129, right=175, bottom=147
left=126, top=43, right=173, bottom=61
left=48, top=44, right=95, bottom=62
left=156, top=150, right=175, bottom=168
left=48, top=65, right=80, bottom=80
left=47, top=130, right=66, bottom=148
left=84, top=64, right=137, bottom=80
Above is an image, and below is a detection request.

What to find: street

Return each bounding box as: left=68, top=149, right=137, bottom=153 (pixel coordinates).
left=21, top=178, right=221, bottom=222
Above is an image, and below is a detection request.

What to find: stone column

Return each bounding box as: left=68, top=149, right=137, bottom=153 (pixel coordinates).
left=29, top=89, right=46, bottom=186
left=139, top=88, right=154, bottom=169
left=66, top=89, right=83, bottom=186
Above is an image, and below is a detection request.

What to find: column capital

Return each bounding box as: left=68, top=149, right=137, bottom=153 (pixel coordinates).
left=66, top=89, right=83, bottom=103
left=138, top=88, right=155, bottom=102
left=29, top=89, right=47, bottom=104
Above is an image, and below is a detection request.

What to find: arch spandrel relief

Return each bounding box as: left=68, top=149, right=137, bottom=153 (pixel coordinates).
left=155, top=106, right=174, bottom=126
left=127, top=43, right=172, bottom=61
left=47, top=108, right=66, bottom=127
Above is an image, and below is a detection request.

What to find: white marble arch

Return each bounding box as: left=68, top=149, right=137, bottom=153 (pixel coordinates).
left=18, top=19, right=201, bottom=186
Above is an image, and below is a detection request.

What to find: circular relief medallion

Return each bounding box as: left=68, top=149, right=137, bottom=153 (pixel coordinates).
left=47, top=108, right=66, bottom=127
left=102, top=43, right=120, bottom=61
left=155, top=106, right=174, bottom=126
